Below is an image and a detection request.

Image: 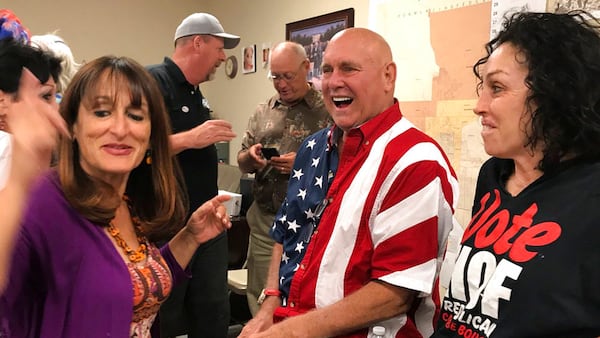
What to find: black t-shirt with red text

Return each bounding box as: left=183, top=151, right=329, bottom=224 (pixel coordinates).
left=433, top=157, right=600, bottom=338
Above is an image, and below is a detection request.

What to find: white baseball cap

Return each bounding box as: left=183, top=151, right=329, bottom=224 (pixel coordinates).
left=174, top=13, right=240, bottom=49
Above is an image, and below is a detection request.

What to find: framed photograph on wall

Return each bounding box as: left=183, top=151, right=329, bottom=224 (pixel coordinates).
left=261, top=42, right=271, bottom=68
left=242, top=44, right=256, bottom=74
left=286, top=8, right=354, bottom=89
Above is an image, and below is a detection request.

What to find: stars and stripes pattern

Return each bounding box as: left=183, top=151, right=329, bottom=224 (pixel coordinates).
left=271, top=127, right=337, bottom=304
left=270, top=102, right=459, bottom=337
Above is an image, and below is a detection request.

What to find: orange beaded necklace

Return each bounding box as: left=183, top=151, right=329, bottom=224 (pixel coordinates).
left=107, top=196, right=148, bottom=263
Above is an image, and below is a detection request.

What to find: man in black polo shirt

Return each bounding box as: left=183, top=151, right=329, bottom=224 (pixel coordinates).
left=147, top=13, right=239, bottom=338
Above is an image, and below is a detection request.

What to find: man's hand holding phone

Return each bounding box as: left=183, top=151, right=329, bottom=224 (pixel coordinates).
left=261, top=147, right=280, bottom=160
left=267, top=150, right=296, bottom=175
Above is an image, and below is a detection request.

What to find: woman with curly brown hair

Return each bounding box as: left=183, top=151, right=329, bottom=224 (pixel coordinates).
left=434, top=11, right=600, bottom=338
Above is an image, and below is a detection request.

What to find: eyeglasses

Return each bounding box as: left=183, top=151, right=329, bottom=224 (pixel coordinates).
left=268, top=72, right=298, bottom=82
left=268, top=61, right=305, bottom=83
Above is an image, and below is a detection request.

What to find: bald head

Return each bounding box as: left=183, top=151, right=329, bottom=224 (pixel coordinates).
left=328, top=28, right=392, bottom=68
left=270, top=41, right=307, bottom=65
left=269, top=41, right=311, bottom=105
left=321, top=28, right=396, bottom=131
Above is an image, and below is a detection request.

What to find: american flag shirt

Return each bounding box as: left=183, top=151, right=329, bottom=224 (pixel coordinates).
left=270, top=102, right=459, bottom=337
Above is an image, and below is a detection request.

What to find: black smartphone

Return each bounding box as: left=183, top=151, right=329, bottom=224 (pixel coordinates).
left=261, top=147, right=280, bottom=160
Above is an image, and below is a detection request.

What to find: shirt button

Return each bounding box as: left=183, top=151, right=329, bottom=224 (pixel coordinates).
left=300, top=264, right=305, bottom=270
left=290, top=302, right=295, bottom=308
left=365, top=140, right=370, bottom=145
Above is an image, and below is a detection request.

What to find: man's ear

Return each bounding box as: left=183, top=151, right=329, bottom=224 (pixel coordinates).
left=193, top=35, right=205, bottom=49
left=383, top=61, right=397, bottom=92
left=302, top=58, right=311, bottom=72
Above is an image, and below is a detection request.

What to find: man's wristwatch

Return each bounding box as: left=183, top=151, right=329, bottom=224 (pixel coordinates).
left=257, top=288, right=281, bottom=305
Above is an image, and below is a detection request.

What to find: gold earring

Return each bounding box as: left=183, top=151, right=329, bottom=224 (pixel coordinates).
left=145, top=149, right=152, bottom=165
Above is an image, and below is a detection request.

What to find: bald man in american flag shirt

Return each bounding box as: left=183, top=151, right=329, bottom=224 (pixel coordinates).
left=239, top=27, right=459, bottom=338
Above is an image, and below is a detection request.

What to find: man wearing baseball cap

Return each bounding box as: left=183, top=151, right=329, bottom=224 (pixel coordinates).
left=174, top=12, right=240, bottom=49
left=147, top=13, right=239, bottom=338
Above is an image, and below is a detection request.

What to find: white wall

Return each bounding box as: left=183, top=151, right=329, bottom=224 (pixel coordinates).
left=201, top=0, right=370, bottom=163
left=4, top=0, right=206, bottom=65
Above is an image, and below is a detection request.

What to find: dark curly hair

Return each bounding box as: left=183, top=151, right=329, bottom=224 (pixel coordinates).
left=473, top=11, right=600, bottom=171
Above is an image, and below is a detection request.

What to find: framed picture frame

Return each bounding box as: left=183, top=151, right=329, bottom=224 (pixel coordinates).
left=242, top=44, right=256, bottom=74
left=286, top=8, right=354, bottom=86
left=261, top=42, right=271, bottom=68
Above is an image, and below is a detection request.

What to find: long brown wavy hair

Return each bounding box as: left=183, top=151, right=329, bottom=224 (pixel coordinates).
left=57, top=56, right=188, bottom=241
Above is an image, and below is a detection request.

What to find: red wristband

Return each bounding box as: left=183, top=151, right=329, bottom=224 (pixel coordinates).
left=263, top=288, right=281, bottom=297
left=257, top=288, right=282, bottom=305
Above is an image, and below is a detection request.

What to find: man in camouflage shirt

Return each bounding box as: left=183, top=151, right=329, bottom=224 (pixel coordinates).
left=237, top=41, right=330, bottom=315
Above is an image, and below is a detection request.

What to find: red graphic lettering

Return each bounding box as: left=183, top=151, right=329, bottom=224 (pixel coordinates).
left=458, top=325, right=484, bottom=338
left=493, top=204, right=537, bottom=255
left=462, top=190, right=501, bottom=242
left=443, top=313, right=457, bottom=331
left=509, top=221, right=561, bottom=262
left=474, top=209, right=510, bottom=248
left=462, top=189, right=562, bottom=263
